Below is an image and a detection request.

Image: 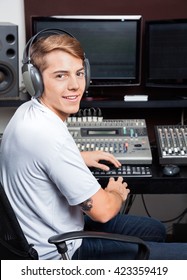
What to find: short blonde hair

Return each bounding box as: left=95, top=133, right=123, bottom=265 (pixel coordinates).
left=30, top=34, right=85, bottom=73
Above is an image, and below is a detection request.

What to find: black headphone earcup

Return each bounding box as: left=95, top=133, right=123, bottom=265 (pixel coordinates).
left=22, top=63, right=44, bottom=98
left=84, top=58, right=90, bottom=91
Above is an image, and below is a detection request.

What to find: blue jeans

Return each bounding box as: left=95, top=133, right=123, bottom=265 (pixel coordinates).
left=72, top=214, right=187, bottom=260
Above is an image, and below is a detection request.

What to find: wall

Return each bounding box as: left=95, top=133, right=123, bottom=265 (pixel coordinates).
left=23, top=0, right=187, bottom=101
left=0, top=0, right=25, bottom=132
left=24, top=0, right=187, bottom=39
left=0, top=0, right=26, bottom=88
left=1, top=0, right=186, bottom=92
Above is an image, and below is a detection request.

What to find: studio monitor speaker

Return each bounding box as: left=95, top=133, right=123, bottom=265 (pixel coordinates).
left=0, top=23, right=19, bottom=99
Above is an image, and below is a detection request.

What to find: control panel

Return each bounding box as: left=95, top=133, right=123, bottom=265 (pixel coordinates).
left=67, top=119, right=152, bottom=164
left=155, top=125, right=187, bottom=165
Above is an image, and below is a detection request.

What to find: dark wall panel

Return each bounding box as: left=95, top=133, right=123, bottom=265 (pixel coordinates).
left=24, top=0, right=187, bottom=39
left=23, top=0, right=187, bottom=102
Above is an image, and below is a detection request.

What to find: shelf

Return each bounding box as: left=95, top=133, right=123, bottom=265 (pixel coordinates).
left=1, top=98, right=187, bottom=109
left=81, top=99, right=187, bottom=109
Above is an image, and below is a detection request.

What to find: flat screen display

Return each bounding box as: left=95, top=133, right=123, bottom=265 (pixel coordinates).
left=32, top=16, right=142, bottom=88
left=145, top=19, right=187, bottom=88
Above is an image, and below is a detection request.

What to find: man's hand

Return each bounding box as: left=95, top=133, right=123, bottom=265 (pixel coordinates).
left=81, top=150, right=121, bottom=171
left=105, top=176, right=130, bottom=203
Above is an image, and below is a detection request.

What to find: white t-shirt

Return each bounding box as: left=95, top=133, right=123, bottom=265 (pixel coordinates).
left=0, top=98, right=101, bottom=259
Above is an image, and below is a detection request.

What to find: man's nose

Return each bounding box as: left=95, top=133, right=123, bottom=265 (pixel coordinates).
left=68, top=75, right=80, bottom=90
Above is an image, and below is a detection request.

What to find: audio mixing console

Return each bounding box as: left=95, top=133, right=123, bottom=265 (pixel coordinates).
left=155, top=125, right=187, bottom=165
left=67, top=119, right=152, bottom=164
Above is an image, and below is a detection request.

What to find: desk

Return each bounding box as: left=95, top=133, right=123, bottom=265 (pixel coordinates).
left=97, top=147, right=187, bottom=195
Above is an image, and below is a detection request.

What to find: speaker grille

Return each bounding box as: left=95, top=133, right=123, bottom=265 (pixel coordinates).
left=0, top=23, right=19, bottom=99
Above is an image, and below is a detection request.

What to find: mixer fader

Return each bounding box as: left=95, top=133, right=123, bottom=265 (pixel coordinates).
left=155, top=125, right=187, bottom=165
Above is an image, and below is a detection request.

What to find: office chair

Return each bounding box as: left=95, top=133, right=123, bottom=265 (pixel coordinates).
left=0, top=183, right=150, bottom=260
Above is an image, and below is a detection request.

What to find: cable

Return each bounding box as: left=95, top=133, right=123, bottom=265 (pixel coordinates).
left=120, top=194, right=136, bottom=214
left=141, top=194, right=187, bottom=223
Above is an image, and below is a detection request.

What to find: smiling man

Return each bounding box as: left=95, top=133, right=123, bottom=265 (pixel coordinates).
left=0, top=32, right=129, bottom=259
left=1, top=31, right=187, bottom=260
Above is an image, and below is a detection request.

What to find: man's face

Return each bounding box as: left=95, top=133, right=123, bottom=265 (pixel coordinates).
left=40, top=50, right=86, bottom=121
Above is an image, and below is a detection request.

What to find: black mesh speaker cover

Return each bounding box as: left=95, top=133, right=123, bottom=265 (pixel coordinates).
left=0, top=23, right=19, bottom=99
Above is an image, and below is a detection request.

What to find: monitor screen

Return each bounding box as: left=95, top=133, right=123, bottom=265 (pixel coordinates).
left=145, top=19, right=187, bottom=88
left=32, top=15, right=142, bottom=88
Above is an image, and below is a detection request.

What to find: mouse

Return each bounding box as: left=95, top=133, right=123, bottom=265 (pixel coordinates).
left=162, top=164, right=180, bottom=176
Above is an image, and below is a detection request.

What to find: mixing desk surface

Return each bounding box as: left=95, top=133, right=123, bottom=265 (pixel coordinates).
left=155, top=125, right=187, bottom=165
left=67, top=119, right=152, bottom=164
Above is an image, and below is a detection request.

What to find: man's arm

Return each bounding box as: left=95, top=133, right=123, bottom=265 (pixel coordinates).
left=80, top=176, right=129, bottom=223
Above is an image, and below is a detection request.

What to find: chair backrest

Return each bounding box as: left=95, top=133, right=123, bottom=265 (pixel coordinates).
left=0, top=183, right=38, bottom=260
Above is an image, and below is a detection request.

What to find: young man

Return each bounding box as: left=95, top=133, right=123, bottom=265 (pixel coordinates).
left=0, top=32, right=187, bottom=260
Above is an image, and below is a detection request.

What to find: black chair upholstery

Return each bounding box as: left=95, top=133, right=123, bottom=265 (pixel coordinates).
left=0, top=183, right=150, bottom=260
left=0, top=184, right=38, bottom=260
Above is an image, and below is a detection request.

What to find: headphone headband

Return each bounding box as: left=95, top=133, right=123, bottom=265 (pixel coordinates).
left=22, top=28, right=90, bottom=97
left=22, top=28, right=76, bottom=64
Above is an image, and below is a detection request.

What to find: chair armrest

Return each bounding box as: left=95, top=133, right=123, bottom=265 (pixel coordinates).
left=48, top=231, right=150, bottom=260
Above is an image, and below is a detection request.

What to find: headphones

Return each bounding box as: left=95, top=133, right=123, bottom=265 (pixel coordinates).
left=22, top=28, right=90, bottom=98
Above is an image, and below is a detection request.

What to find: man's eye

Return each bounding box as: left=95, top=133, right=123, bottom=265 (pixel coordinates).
left=77, top=71, right=85, bottom=77
left=56, top=73, right=67, bottom=79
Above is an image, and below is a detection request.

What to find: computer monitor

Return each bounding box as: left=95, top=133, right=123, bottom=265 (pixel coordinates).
left=145, top=19, right=187, bottom=88
left=31, top=15, right=142, bottom=88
